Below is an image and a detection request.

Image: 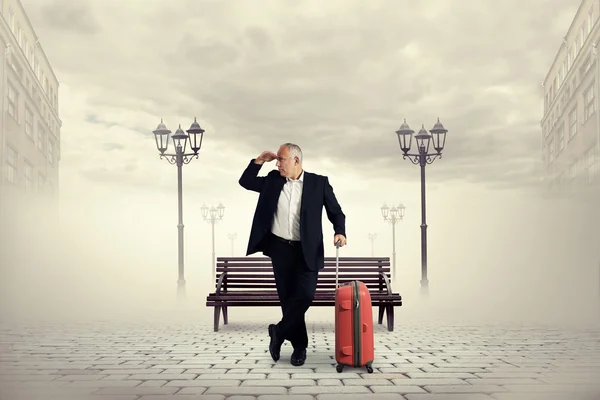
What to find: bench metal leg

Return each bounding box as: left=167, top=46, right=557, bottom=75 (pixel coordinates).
left=223, top=306, right=228, bottom=325
left=378, top=306, right=385, bottom=324
left=386, top=305, right=394, bottom=331
left=214, top=306, right=221, bottom=332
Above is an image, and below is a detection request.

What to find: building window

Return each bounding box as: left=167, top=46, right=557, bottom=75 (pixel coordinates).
left=569, top=108, right=578, bottom=139
left=557, top=124, right=565, bottom=153
left=7, top=82, right=18, bottom=121
left=48, top=139, right=54, bottom=164
left=24, top=161, right=34, bottom=192
left=548, top=139, right=555, bottom=162
left=25, top=107, right=34, bottom=139
left=6, top=146, right=17, bottom=184
left=590, top=9, right=596, bottom=31
left=37, top=124, right=45, bottom=152
left=558, top=66, right=564, bottom=87
left=8, top=8, right=15, bottom=33
left=584, top=84, right=595, bottom=121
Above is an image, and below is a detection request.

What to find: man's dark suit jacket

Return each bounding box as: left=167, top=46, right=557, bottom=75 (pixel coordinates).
left=239, top=159, right=346, bottom=272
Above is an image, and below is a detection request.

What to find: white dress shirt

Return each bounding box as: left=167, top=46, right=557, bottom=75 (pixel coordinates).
left=271, top=171, right=304, bottom=241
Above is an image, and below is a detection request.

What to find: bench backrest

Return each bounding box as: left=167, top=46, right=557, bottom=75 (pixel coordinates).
left=215, top=256, right=392, bottom=293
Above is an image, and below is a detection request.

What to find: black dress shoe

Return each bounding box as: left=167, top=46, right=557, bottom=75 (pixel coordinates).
left=268, top=324, right=282, bottom=362
left=290, top=348, right=307, bottom=366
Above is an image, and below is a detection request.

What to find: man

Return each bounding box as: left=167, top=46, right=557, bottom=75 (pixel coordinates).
left=239, top=143, right=347, bottom=366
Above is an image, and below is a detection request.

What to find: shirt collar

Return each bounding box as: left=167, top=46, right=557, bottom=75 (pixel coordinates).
left=287, top=170, right=304, bottom=183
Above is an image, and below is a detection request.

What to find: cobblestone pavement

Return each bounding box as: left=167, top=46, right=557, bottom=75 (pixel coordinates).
left=1, top=316, right=600, bottom=400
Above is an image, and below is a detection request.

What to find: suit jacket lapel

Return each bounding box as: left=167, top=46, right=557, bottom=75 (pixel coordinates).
left=300, top=171, right=311, bottom=218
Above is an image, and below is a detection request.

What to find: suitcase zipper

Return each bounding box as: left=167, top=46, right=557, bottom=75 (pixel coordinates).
left=353, top=280, right=361, bottom=367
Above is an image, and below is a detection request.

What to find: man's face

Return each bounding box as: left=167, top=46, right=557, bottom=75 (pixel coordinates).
left=276, top=146, right=297, bottom=178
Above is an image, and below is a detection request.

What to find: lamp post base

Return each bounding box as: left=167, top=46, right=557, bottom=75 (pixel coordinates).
left=177, top=279, right=186, bottom=301
left=420, top=279, right=429, bottom=295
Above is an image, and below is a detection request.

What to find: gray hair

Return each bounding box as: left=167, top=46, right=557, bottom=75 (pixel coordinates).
left=282, top=143, right=303, bottom=164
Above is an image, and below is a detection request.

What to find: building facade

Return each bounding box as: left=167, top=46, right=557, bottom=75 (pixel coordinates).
left=0, top=0, right=61, bottom=230
left=541, top=0, right=600, bottom=190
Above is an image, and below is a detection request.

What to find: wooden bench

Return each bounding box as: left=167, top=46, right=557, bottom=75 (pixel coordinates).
left=206, top=256, right=402, bottom=332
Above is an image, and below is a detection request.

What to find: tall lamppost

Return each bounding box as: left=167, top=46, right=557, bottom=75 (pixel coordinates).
left=201, top=203, right=225, bottom=281
left=368, top=233, right=377, bottom=257
left=381, top=203, right=405, bottom=279
left=395, top=118, right=448, bottom=294
left=152, top=118, right=205, bottom=300
left=228, top=233, right=237, bottom=256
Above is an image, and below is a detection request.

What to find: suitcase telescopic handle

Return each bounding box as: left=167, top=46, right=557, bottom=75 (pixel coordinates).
left=335, top=240, right=341, bottom=288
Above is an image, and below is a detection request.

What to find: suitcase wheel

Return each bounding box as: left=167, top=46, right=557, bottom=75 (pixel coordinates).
left=336, top=364, right=344, bottom=373
left=366, top=365, right=374, bottom=373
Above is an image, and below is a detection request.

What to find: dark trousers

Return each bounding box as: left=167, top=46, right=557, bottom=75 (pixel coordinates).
left=268, top=233, right=319, bottom=350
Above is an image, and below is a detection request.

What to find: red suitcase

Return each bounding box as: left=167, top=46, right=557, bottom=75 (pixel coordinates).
left=334, top=242, right=375, bottom=373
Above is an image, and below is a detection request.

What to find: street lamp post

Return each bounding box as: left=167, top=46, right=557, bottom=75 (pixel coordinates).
left=368, top=233, right=377, bottom=257
left=152, top=118, right=206, bottom=300
left=381, top=203, right=405, bottom=279
left=228, top=233, right=237, bottom=256
left=395, top=118, right=448, bottom=294
left=201, top=203, right=225, bottom=282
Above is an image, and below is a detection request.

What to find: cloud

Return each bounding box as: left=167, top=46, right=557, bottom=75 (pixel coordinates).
left=23, top=0, right=579, bottom=190
left=39, top=0, right=99, bottom=34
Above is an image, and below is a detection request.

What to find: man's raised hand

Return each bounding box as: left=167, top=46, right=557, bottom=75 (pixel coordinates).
left=255, top=151, right=277, bottom=164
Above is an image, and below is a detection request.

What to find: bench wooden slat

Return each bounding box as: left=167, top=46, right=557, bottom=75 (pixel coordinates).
left=216, top=268, right=391, bottom=273
left=219, top=278, right=386, bottom=283
left=217, top=257, right=390, bottom=262
left=207, top=291, right=398, bottom=296
left=217, top=262, right=390, bottom=268
left=219, top=284, right=387, bottom=289
left=208, top=294, right=400, bottom=298
left=214, top=274, right=388, bottom=280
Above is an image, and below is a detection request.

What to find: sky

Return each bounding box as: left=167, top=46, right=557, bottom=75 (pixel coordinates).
left=3, top=0, right=600, bottom=326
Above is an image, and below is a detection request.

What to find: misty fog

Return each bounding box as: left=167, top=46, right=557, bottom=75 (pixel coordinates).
left=1, top=177, right=598, bottom=329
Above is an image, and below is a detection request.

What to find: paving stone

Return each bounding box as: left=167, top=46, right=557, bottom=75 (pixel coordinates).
left=138, top=396, right=222, bottom=400
left=405, top=395, right=495, bottom=399
left=317, top=379, right=342, bottom=386
left=139, top=380, right=168, bottom=387
left=406, top=372, right=479, bottom=379
left=291, top=372, right=361, bottom=379
left=204, top=387, right=287, bottom=395
left=289, top=385, right=371, bottom=394
left=241, top=379, right=315, bottom=386
left=198, top=373, right=266, bottom=380
left=92, top=386, right=181, bottom=395
left=318, top=395, right=406, bottom=400
left=63, top=380, right=142, bottom=387
left=390, top=378, right=478, bottom=385
left=342, top=378, right=393, bottom=385
left=166, top=379, right=240, bottom=387
left=226, top=396, right=257, bottom=400
left=473, top=372, right=546, bottom=378
left=125, top=373, right=198, bottom=380
left=491, top=394, right=599, bottom=400
left=423, top=385, right=508, bottom=393
left=464, top=378, right=546, bottom=385
left=502, top=384, right=600, bottom=393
